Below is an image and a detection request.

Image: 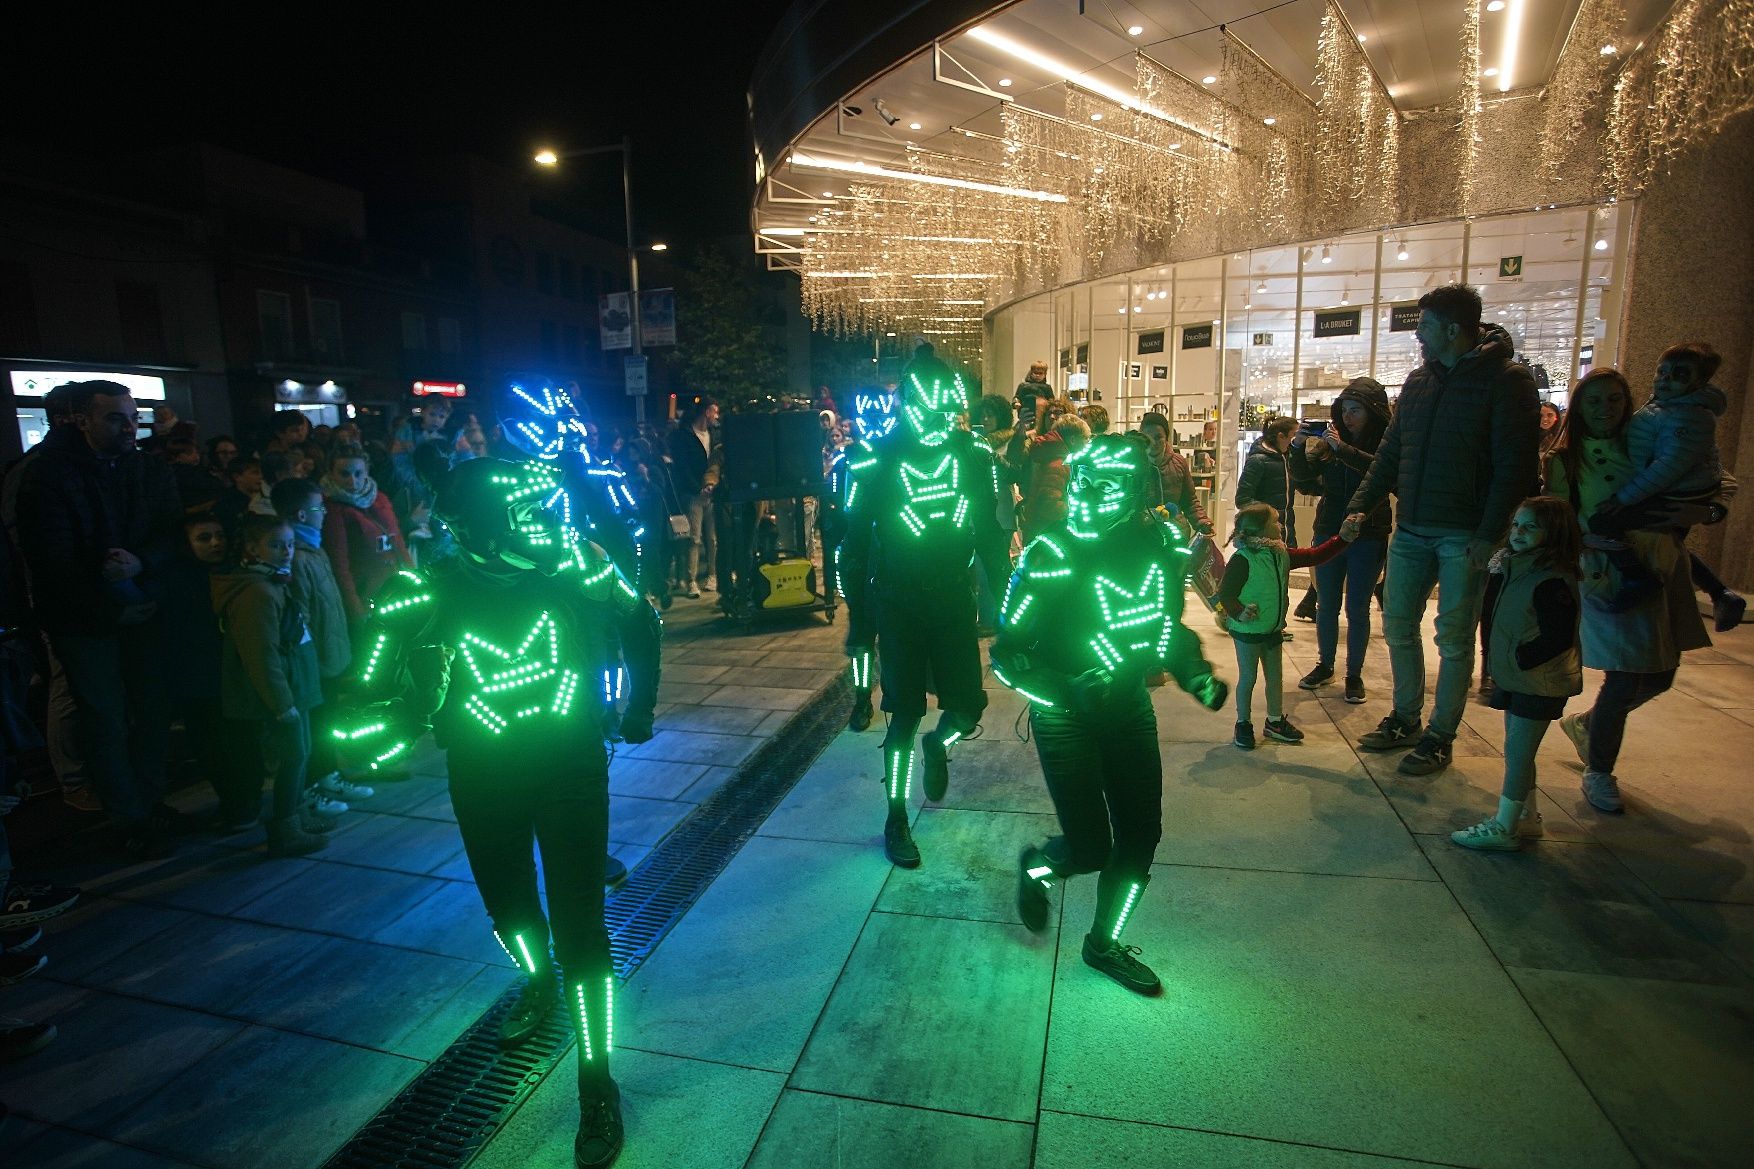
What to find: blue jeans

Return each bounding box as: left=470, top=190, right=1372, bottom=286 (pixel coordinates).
left=1313, top=535, right=1388, bottom=678
left=1382, top=529, right=1486, bottom=739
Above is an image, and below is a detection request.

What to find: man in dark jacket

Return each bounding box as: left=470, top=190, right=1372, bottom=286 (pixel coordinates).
left=14, top=381, right=184, bottom=856
left=666, top=398, right=719, bottom=597
left=1344, top=284, right=1540, bottom=776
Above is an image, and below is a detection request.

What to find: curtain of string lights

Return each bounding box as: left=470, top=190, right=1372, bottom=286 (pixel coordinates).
left=791, top=0, right=1754, bottom=357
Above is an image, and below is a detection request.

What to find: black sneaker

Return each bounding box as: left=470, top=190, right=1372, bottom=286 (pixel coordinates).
left=1, top=926, right=43, bottom=954
left=498, top=974, right=557, bottom=1049
left=1343, top=676, right=1366, bottom=704
left=921, top=732, right=950, bottom=802
left=0, top=882, right=81, bottom=929
left=1298, top=664, right=1334, bottom=690
left=1081, top=933, right=1162, bottom=995
left=848, top=691, right=874, bottom=732
left=574, top=1078, right=624, bottom=1169
left=1398, top=734, right=1454, bottom=776
left=883, top=813, right=921, bottom=868
left=1017, top=847, right=1052, bottom=933
left=1358, top=713, right=1422, bottom=752
left=1263, top=718, right=1305, bottom=744
left=0, top=952, right=47, bottom=986
left=1294, top=591, right=1318, bottom=621
left=1233, top=722, right=1256, bottom=750
left=0, top=1020, right=56, bottom=1063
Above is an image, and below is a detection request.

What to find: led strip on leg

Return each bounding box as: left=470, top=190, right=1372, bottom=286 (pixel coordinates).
left=494, top=930, right=541, bottom=975
left=1110, top=882, right=1143, bottom=942
left=888, top=747, right=913, bottom=801
left=574, top=983, right=594, bottom=1062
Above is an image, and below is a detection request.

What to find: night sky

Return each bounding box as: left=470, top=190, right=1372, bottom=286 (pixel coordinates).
left=10, top=1, right=799, bottom=249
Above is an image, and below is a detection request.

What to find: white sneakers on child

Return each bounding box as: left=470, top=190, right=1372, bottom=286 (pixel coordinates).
left=1450, top=792, right=1544, bottom=851
left=317, top=773, right=375, bottom=802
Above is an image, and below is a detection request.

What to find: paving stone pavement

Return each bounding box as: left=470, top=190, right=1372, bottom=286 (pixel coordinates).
left=5, top=599, right=1753, bottom=1169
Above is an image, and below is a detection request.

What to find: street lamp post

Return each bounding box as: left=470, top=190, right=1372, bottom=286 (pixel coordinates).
left=535, top=137, right=647, bottom=424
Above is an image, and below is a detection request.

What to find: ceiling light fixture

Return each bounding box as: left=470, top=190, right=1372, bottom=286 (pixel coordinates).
left=1202, top=75, right=1217, bottom=85
left=1599, top=44, right=1617, bottom=54
left=1594, top=238, right=1608, bottom=251
left=1487, top=0, right=1505, bottom=10
left=1397, top=239, right=1409, bottom=260
left=1358, top=34, right=1367, bottom=42
left=1497, top=0, right=1525, bottom=92
left=1127, top=25, right=1143, bottom=36
left=789, top=152, right=1069, bottom=202
left=998, top=78, right=1012, bottom=87
left=909, top=122, right=922, bottom=130
left=1482, top=67, right=1498, bottom=77
left=1321, top=245, right=1332, bottom=264
left=1090, top=112, right=1104, bottom=121
left=1263, top=116, right=1277, bottom=125
left=1340, top=289, right=1350, bottom=305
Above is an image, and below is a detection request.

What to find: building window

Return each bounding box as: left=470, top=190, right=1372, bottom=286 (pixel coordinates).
left=540, top=320, right=558, bottom=360
left=563, top=324, right=580, bottom=363
left=580, top=264, right=599, bottom=307
left=401, top=310, right=429, bottom=351
left=0, top=261, right=40, bottom=352
left=257, top=289, right=294, bottom=361
left=308, top=295, right=344, bottom=361
left=558, top=258, right=576, bottom=299
left=116, top=280, right=168, bottom=363
left=437, top=316, right=461, bottom=355
left=535, top=253, right=554, bottom=296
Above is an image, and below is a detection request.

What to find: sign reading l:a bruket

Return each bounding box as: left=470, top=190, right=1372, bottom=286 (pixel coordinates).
left=1313, top=308, right=1361, bottom=337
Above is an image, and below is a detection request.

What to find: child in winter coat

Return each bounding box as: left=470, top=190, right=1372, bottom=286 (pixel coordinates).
left=212, top=515, right=327, bottom=857
left=320, top=444, right=412, bottom=626
left=1216, top=502, right=1352, bottom=749
left=1451, top=495, right=1583, bottom=851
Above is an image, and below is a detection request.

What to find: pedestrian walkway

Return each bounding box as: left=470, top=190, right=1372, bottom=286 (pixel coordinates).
left=4, top=605, right=1753, bottom=1168
left=0, top=597, right=843, bottom=1169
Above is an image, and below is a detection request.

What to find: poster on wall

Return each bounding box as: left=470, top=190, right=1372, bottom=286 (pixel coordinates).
left=1150, top=364, right=1168, bottom=380
left=1076, top=342, right=1090, bottom=365
left=1128, top=363, right=1143, bottom=379
left=1181, top=323, right=1213, bottom=349
left=1313, top=308, right=1361, bottom=337
left=1137, top=330, right=1165, bottom=355
left=1389, top=303, right=1421, bottom=332
left=1059, top=347, right=1071, bottom=370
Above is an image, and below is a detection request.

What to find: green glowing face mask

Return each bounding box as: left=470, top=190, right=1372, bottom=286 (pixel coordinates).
left=901, top=372, right=967, bottom=445
left=440, top=459, right=576, bottom=575
left=1065, top=441, right=1144, bottom=539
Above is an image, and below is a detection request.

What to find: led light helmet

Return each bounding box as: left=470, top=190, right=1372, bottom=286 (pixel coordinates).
left=436, top=457, right=577, bottom=574
left=499, top=382, right=592, bottom=461
left=1065, top=434, right=1150, bottom=539
left=899, top=359, right=968, bottom=445
left=851, top=386, right=898, bottom=440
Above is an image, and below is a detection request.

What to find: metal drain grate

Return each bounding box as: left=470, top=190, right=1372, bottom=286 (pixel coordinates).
left=322, top=672, right=852, bottom=1169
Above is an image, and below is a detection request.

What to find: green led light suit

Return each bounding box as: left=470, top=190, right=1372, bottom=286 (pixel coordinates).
left=992, top=436, right=1226, bottom=958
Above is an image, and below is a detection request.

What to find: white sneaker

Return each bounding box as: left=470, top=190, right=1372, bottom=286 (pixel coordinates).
left=308, top=793, right=349, bottom=816
left=1450, top=816, right=1522, bottom=851
left=317, top=773, right=375, bottom=801
left=1581, top=771, right=1624, bottom=813
left=1558, top=714, right=1589, bottom=767
left=1517, top=792, right=1545, bottom=839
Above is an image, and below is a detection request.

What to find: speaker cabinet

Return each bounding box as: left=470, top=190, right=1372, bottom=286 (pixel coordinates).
left=719, top=412, right=824, bottom=500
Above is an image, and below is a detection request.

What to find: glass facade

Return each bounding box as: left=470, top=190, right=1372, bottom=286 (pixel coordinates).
left=987, top=203, right=1627, bottom=523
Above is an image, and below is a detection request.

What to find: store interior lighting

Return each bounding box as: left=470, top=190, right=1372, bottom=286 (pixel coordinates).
left=1321, top=245, right=1333, bottom=264
left=1497, top=0, right=1526, bottom=92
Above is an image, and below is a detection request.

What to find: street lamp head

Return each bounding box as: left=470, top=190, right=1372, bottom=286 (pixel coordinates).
left=533, top=149, right=559, bottom=166
left=649, top=242, right=669, bottom=252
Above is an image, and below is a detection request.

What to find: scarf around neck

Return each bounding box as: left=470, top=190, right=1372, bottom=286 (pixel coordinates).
left=1234, top=533, right=1289, bottom=555
left=323, top=473, right=379, bottom=510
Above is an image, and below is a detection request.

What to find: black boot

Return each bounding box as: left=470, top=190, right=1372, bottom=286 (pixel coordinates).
left=1017, top=845, right=1055, bottom=932
left=920, top=716, right=970, bottom=803
left=883, top=804, right=920, bottom=868
left=849, top=689, right=874, bottom=732
left=1083, top=870, right=1160, bottom=995
left=569, top=972, right=623, bottom=1168
left=499, top=973, right=558, bottom=1048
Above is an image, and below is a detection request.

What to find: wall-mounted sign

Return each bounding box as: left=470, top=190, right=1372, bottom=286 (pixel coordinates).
left=1389, top=303, right=1421, bottom=332
left=9, top=369, right=167, bottom=401
left=624, top=354, right=648, bottom=397
left=1075, top=343, right=1089, bottom=366
left=1580, top=344, right=1595, bottom=363
left=412, top=380, right=467, bottom=397
left=1313, top=308, right=1361, bottom=338
left=1181, top=323, right=1213, bottom=349
left=1150, top=364, right=1169, bottom=380
left=1059, top=347, right=1071, bottom=370
left=1252, top=332, right=1274, bottom=346
left=1128, top=363, right=1143, bottom=379
left=1137, top=330, right=1165, bottom=355
left=275, top=379, right=347, bottom=405
left=1498, top=255, right=1524, bottom=282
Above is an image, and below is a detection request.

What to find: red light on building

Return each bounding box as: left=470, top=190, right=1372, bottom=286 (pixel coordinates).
left=412, top=380, right=467, bottom=397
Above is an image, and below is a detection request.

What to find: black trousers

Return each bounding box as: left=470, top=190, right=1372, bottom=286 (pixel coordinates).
left=874, top=588, right=988, bottom=721
left=448, top=739, right=611, bottom=977
left=1029, top=683, right=1162, bottom=877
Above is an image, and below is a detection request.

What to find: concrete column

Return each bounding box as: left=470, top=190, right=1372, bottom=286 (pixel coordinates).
left=1616, top=110, right=1754, bottom=591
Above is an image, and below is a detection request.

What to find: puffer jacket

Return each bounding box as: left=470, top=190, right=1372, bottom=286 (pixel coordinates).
left=1347, top=323, right=1540, bottom=542
left=211, top=565, right=321, bottom=721
left=291, top=536, right=352, bottom=679
left=1292, top=380, right=1393, bottom=540
left=1236, top=438, right=1316, bottom=543
left=1616, top=382, right=1726, bottom=506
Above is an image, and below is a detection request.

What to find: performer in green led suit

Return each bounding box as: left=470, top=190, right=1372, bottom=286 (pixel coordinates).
left=991, top=434, right=1228, bottom=995
left=840, top=351, right=998, bottom=867
left=335, top=457, right=658, bottom=1168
